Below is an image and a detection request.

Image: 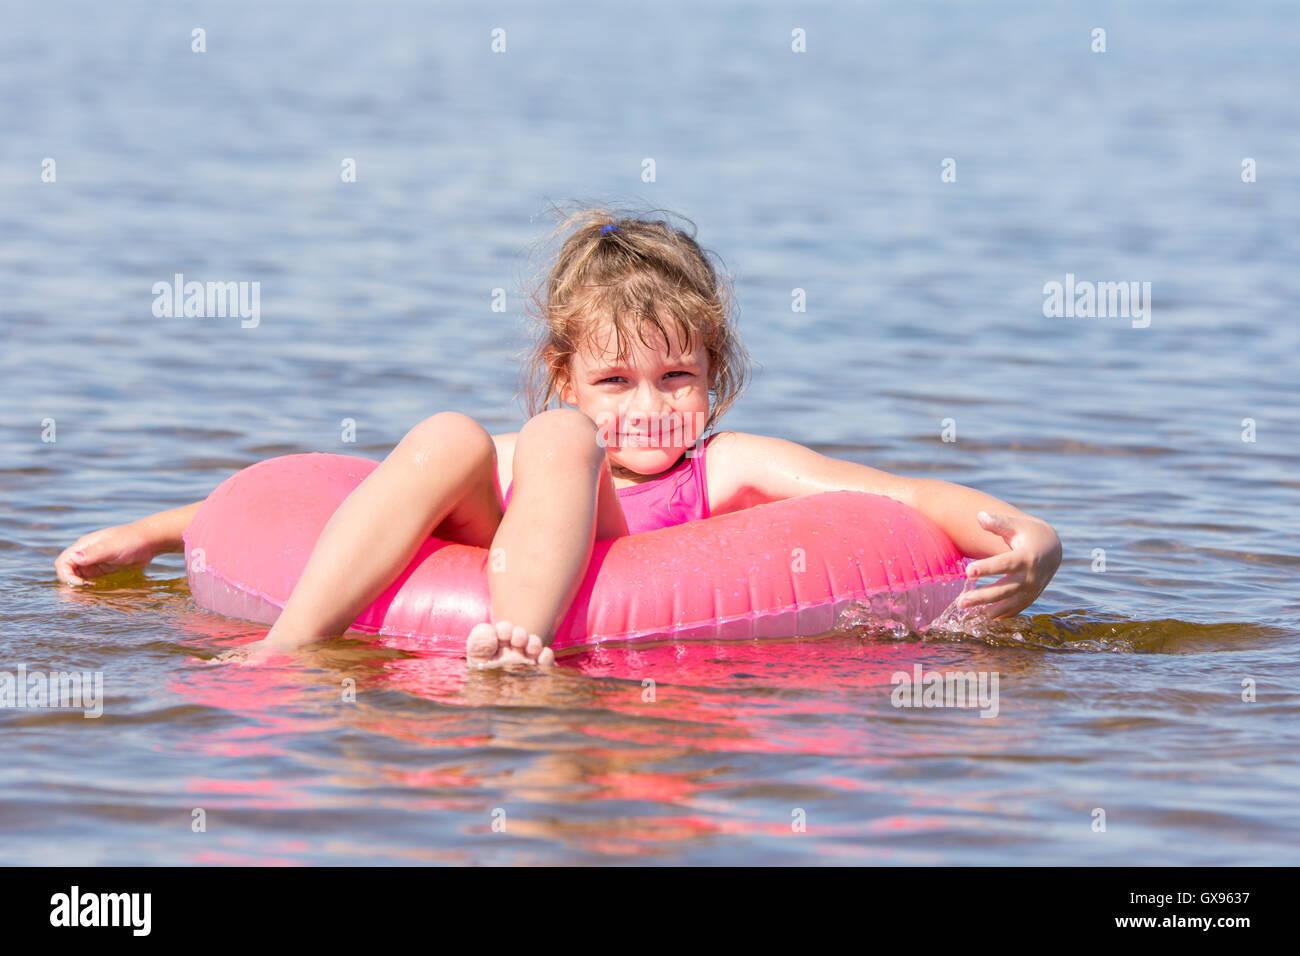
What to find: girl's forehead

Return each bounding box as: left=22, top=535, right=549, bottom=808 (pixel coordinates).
left=578, top=320, right=697, bottom=365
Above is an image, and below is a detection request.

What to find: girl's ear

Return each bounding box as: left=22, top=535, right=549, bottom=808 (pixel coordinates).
left=545, top=344, right=574, bottom=406
left=557, top=372, right=576, bottom=407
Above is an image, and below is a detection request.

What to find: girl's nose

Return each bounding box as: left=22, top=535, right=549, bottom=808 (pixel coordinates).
left=627, top=382, right=673, bottom=419
left=620, top=407, right=673, bottom=430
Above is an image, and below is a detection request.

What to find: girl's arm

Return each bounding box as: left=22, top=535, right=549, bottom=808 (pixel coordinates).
left=717, top=432, right=1013, bottom=554
left=718, top=432, right=1061, bottom=617
left=134, top=501, right=204, bottom=554
left=55, top=500, right=204, bottom=585
left=902, top=479, right=1041, bottom=560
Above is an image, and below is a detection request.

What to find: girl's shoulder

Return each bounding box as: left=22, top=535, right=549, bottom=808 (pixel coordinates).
left=702, top=430, right=766, bottom=516
left=704, top=430, right=857, bottom=514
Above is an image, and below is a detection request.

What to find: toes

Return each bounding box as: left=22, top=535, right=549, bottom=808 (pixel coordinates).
left=509, top=625, right=529, bottom=650
left=466, top=622, right=500, bottom=659
left=468, top=621, right=557, bottom=669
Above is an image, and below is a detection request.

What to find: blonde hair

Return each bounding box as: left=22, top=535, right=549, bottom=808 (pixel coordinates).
left=517, top=201, right=752, bottom=437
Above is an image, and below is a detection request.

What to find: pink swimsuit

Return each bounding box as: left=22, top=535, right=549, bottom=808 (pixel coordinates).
left=501, top=433, right=714, bottom=535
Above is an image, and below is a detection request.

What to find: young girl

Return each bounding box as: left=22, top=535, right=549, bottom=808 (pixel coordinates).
left=55, top=208, right=1063, bottom=669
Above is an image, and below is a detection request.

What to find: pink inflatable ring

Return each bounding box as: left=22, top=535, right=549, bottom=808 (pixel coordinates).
left=183, top=453, right=969, bottom=650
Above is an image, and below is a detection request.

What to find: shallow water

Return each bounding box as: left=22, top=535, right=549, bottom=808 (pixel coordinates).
left=3, top=0, right=1298, bottom=864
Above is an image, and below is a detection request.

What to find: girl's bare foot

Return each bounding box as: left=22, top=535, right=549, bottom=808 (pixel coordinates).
left=466, top=620, right=556, bottom=669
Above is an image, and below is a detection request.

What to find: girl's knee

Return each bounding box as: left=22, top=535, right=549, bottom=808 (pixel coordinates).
left=401, top=411, right=495, bottom=468
left=516, top=409, right=604, bottom=466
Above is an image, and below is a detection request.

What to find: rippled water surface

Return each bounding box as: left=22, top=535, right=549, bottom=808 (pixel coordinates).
left=3, top=0, right=1298, bottom=864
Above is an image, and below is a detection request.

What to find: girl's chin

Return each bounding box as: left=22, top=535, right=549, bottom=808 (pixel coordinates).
left=611, top=443, right=678, bottom=458
left=608, top=442, right=688, bottom=468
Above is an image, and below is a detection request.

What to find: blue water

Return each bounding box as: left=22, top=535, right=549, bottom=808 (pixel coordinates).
left=2, top=0, right=1298, bottom=864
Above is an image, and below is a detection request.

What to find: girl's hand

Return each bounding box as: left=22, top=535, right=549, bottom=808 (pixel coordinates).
left=955, top=512, right=1062, bottom=620
left=55, top=524, right=159, bottom=585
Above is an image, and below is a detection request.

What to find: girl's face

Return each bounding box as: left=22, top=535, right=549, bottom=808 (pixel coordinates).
left=558, top=320, right=712, bottom=476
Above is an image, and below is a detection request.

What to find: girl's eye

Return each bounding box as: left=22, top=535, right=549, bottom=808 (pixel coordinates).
left=597, top=372, right=692, bottom=385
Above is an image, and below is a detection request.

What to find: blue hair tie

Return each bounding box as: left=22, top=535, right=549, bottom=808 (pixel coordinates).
left=601, top=224, right=620, bottom=235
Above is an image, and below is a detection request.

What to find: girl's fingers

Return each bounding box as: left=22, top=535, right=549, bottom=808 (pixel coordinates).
left=979, top=602, right=1007, bottom=619
left=982, top=599, right=1025, bottom=620
left=972, top=514, right=1014, bottom=559
left=56, top=555, right=85, bottom=585
left=958, top=577, right=1021, bottom=608
left=966, top=551, right=1023, bottom=579
left=977, top=511, right=1022, bottom=539
left=62, top=557, right=116, bottom=584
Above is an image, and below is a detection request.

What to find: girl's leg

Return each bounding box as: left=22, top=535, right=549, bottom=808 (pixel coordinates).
left=263, top=411, right=502, bottom=649
left=467, top=408, right=627, bottom=668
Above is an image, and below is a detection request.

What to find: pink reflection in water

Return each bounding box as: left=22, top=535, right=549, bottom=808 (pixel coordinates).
left=165, top=600, right=994, bottom=855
